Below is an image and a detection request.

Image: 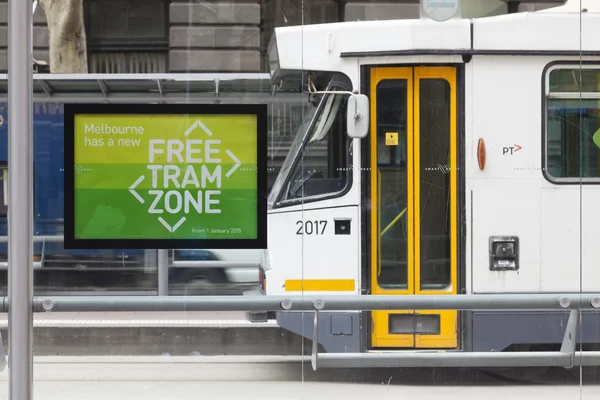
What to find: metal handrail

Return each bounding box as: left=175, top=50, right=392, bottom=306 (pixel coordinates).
left=0, top=261, right=41, bottom=269
left=0, top=235, right=63, bottom=243
left=0, top=260, right=258, bottom=270
left=0, top=294, right=595, bottom=372
left=12, top=293, right=599, bottom=314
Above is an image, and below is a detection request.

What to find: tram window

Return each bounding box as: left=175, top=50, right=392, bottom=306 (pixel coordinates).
left=419, top=78, right=451, bottom=291
left=375, top=79, right=409, bottom=290
left=548, top=68, right=600, bottom=93
left=545, top=68, right=600, bottom=180
left=279, top=92, right=350, bottom=202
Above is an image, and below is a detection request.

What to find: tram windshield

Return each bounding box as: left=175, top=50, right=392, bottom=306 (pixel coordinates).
left=268, top=75, right=351, bottom=208
left=267, top=101, right=318, bottom=208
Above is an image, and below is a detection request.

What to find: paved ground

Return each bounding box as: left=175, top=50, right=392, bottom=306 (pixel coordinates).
left=0, top=381, right=597, bottom=400
left=0, top=356, right=598, bottom=400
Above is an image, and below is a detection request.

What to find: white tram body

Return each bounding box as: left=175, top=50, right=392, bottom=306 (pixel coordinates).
left=248, top=0, right=600, bottom=356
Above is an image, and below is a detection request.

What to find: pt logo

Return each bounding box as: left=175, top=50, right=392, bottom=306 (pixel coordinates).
left=128, top=119, right=241, bottom=233
left=502, top=144, right=522, bottom=155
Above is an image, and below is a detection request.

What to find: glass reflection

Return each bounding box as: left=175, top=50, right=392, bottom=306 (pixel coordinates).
left=0, top=0, right=593, bottom=397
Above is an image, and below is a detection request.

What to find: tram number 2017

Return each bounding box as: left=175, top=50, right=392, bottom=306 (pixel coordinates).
left=296, top=220, right=327, bottom=235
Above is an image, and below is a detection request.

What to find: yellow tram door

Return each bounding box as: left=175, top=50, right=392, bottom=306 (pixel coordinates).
left=369, top=66, right=458, bottom=349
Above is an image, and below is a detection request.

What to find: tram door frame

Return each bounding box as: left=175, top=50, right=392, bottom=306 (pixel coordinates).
left=366, top=65, right=459, bottom=350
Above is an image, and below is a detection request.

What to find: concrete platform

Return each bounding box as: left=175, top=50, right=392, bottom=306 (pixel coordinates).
left=2, top=382, right=595, bottom=400
left=0, top=312, right=310, bottom=357
left=0, top=356, right=598, bottom=400
left=0, top=311, right=277, bottom=328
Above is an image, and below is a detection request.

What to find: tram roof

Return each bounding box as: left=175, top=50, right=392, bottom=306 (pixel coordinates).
left=0, top=73, right=305, bottom=103
left=271, top=1, right=600, bottom=76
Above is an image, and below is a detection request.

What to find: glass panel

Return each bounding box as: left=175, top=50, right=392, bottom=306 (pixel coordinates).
left=376, top=79, right=409, bottom=290
left=546, top=98, right=600, bottom=179
left=3, top=0, right=593, bottom=393
left=418, top=78, right=451, bottom=291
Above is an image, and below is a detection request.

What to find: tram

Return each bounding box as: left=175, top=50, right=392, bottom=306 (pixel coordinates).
left=246, top=0, right=600, bottom=366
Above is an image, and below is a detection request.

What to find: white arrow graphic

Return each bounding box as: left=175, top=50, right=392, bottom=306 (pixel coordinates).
left=226, top=149, right=241, bottom=178
left=129, top=175, right=145, bottom=204
left=158, top=217, right=187, bottom=233
left=185, top=120, right=213, bottom=136
left=127, top=118, right=231, bottom=234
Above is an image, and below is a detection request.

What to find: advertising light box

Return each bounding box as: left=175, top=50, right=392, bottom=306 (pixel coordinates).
left=64, top=104, right=268, bottom=249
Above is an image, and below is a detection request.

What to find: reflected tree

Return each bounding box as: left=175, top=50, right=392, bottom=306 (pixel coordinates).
left=38, top=0, right=88, bottom=73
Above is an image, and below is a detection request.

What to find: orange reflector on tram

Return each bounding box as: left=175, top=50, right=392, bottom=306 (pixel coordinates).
left=477, top=138, right=486, bottom=170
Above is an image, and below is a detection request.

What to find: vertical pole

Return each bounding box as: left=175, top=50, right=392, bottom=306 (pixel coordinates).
left=8, top=0, right=33, bottom=398
left=143, top=250, right=156, bottom=275
left=157, top=249, right=168, bottom=296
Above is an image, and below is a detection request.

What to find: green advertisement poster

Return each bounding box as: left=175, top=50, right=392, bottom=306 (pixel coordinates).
left=64, top=104, right=267, bottom=250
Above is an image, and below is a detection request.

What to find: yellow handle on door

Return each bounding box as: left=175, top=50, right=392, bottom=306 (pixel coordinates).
left=380, top=207, right=407, bottom=237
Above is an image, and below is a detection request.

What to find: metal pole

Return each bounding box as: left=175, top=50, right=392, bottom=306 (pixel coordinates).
left=157, top=250, right=168, bottom=296
left=8, top=0, right=33, bottom=398
left=143, top=250, right=157, bottom=274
